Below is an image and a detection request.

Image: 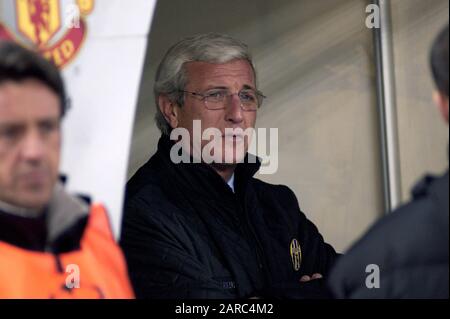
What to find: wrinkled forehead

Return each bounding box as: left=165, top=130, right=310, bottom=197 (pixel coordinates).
left=183, top=59, right=257, bottom=89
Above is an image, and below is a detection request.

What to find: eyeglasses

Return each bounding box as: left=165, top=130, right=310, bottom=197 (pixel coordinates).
left=180, top=88, right=266, bottom=111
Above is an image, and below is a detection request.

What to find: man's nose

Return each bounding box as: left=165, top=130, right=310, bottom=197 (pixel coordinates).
left=20, top=131, right=45, bottom=162
left=225, top=94, right=244, bottom=123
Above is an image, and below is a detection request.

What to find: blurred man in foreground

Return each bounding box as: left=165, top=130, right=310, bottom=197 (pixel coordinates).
left=0, top=41, right=134, bottom=298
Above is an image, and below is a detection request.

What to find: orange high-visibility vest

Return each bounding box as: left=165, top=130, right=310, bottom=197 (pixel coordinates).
left=0, top=204, right=134, bottom=299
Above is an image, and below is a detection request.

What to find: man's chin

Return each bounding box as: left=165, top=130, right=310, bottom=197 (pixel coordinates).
left=11, top=190, right=53, bottom=211
left=209, top=162, right=238, bottom=174
left=223, top=151, right=247, bottom=164
left=210, top=157, right=246, bottom=166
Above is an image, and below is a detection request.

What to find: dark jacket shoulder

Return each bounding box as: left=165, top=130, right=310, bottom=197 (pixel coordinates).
left=329, top=171, right=449, bottom=299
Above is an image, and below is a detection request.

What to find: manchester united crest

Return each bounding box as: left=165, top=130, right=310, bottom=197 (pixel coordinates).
left=290, top=238, right=302, bottom=272
left=0, top=0, right=94, bottom=68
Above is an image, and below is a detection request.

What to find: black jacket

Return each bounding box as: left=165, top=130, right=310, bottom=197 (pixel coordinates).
left=329, top=171, right=449, bottom=299
left=120, top=135, right=338, bottom=299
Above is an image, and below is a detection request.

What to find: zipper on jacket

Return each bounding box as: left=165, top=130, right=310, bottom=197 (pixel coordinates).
left=235, top=197, right=271, bottom=293
left=244, top=207, right=271, bottom=287
left=54, top=254, right=65, bottom=273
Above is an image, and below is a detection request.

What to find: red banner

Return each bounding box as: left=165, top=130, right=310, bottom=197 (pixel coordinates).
left=0, top=18, right=88, bottom=69
left=0, top=24, right=14, bottom=40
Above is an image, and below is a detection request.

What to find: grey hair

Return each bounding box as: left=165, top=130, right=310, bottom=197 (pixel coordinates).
left=154, top=33, right=257, bottom=135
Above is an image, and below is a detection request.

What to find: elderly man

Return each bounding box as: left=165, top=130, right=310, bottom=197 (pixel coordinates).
left=329, top=24, right=449, bottom=299
left=121, top=33, right=338, bottom=299
left=0, top=41, right=134, bottom=298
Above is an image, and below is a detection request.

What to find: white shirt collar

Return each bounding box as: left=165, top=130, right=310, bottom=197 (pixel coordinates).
left=227, top=174, right=235, bottom=193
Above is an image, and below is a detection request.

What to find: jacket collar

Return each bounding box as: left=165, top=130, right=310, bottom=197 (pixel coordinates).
left=0, top=182, right=89, bottom=252
left=155, top=134, right=261, bottom=199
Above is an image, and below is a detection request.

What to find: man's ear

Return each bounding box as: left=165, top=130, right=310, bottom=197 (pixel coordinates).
left=433, top=90, right=449, bottom=124
left=159, top=95, right=180, bottom=129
